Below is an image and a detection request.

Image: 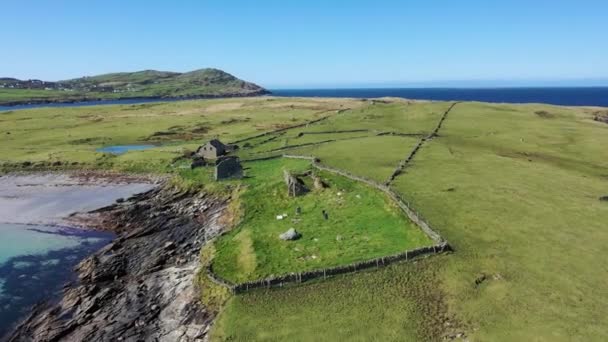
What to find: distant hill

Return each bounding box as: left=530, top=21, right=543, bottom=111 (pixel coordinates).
left=0, top=68, right=270, bottom=105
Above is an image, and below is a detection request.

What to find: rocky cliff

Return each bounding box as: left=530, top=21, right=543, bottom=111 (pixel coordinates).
left=6, top=185, right=229, bottom=342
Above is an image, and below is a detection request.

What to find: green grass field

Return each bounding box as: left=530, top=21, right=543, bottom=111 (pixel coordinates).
left=211, top=157, right=431, bottom=283
left=212, top=256, right=451, bottom=342
left=2, top=97, right=607, bottom=341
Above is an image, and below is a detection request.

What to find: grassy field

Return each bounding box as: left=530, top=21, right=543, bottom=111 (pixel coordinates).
left=2, top=97, right=608, bottom=341
left=211, top=100, right=608, bottom=341
left=213, top=256, right=453, bottom=342
left=211, top=157, right=431, bottom=283
left=0, top=97, right=362, bottom=173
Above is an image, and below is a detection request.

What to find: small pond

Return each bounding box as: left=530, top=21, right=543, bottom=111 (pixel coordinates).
left=96, top=145, right=156, bottom=155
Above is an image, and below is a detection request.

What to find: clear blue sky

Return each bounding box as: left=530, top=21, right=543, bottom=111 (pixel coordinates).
left=2, top=0, right=608, bottom=88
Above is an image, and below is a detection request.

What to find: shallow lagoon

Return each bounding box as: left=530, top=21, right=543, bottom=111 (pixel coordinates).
left=96, top=144, right=156, bottom=155
left=0, top=174, right=154, bottom=337
left=0, top=223, right=113, bottom=337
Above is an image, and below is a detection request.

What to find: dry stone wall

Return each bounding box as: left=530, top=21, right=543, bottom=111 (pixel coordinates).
left=206, top=152, right=450, bottom=293
left=385, top=102, right=460, bottom=185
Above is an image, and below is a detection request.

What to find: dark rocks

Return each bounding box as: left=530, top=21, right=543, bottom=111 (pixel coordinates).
left=534, top=110, right=555, bottom=118
left=600, top=196, right=608, bottom=202
left=279, top=228, right=301, bottom=241
left=7, top=186, right=229, bottom=341
left=593, top=111, right=608, bottom=124
left=474, top=273, right=487, bottom=287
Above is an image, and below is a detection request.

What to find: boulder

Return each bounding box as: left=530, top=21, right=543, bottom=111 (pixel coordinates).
left=279, top=228, right=301, bottom=241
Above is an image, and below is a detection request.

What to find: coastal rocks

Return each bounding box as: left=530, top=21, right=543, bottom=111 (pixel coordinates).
left=7, top=185, right=229, bottom=342
left=279, top=228, right=301, bottom=241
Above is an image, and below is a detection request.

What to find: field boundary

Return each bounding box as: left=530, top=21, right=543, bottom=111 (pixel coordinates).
left=207, top=153, right=450, bottom=293
left=385, top=102, right=460, bottom=185
left=229, top=110, right=338, bottom=145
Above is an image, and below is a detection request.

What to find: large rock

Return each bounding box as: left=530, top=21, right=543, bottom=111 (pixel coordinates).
left=279, top=228, right=301, bottom=241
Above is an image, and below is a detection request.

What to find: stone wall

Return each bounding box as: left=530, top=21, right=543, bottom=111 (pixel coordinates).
left=384, top=102, right=460, bottom=185
left=207, top=242, right=450, bottom=294
left=230, top=115, right=333, bottom=145
left=283, top=169, right=309, bottom=196
left=215, top=157, right=243, bottom=180
left=205, top=153, right=451, bottom=293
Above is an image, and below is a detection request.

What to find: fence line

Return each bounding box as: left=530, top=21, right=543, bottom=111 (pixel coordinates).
left=229, top=113, right=334, bottom=145
left=384, top=102, right=460, bottom=186
left=207, top=242, right=450, bottom=294
left=206, top=153, right=450, bottom=293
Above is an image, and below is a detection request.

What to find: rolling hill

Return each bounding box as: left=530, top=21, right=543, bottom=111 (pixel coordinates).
left=0, top=68, right=269, bottom=105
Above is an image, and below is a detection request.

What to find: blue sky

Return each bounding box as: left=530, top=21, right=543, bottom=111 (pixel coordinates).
left=2, top=0, right=608, bottom=88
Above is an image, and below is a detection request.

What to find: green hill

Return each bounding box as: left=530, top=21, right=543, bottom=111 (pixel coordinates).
left=0, top=68, right=269, bottom=105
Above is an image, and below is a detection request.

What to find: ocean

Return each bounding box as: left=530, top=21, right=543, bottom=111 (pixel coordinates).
left=1, top=87, right=607, bottom=112
left=270, top=87, right=608, bottom=107
left=0, top=223, right=113, bottom=337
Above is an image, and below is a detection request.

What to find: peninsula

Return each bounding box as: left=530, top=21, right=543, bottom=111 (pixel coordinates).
left=0, top=68, right=269, bottom=106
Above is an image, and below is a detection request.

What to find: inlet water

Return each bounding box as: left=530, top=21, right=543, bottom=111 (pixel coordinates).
left=0, top=223, right=113, bottom=337
left=96, top=145, right=156, bottom=155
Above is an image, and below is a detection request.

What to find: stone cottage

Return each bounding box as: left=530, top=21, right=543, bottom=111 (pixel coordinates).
left=196, top=139, right=227, bottom=159
left=215, top=156, right=243, bottom=180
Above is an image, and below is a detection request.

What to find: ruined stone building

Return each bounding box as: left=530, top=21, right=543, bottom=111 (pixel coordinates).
left=215, top=156, right=243, bottom=180
left=196, top=139, right=227, bottom=159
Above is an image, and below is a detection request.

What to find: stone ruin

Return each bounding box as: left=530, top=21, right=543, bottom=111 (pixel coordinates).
left=284, top=170, right=309, bottom=197
left=310, top=172, right=329, bottom=190
left=190, top=156, right=206, bottom=169
left=215, top=156, right=243, bottom=180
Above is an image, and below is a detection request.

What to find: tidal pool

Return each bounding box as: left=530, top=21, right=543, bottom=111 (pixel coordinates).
left=0, top=223, right=113, bottom=337
left=0, top=173, right=154, bottom=337
left=96, top=145, right=156, bottom=155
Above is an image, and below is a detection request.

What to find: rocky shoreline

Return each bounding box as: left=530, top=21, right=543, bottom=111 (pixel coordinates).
left=5, top=184, right=229, bottom=342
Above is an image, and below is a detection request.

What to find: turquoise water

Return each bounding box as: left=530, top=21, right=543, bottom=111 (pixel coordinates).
left=0, top=223, right=112, bottom=337
left=96, top=145, right=156, bottom=155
